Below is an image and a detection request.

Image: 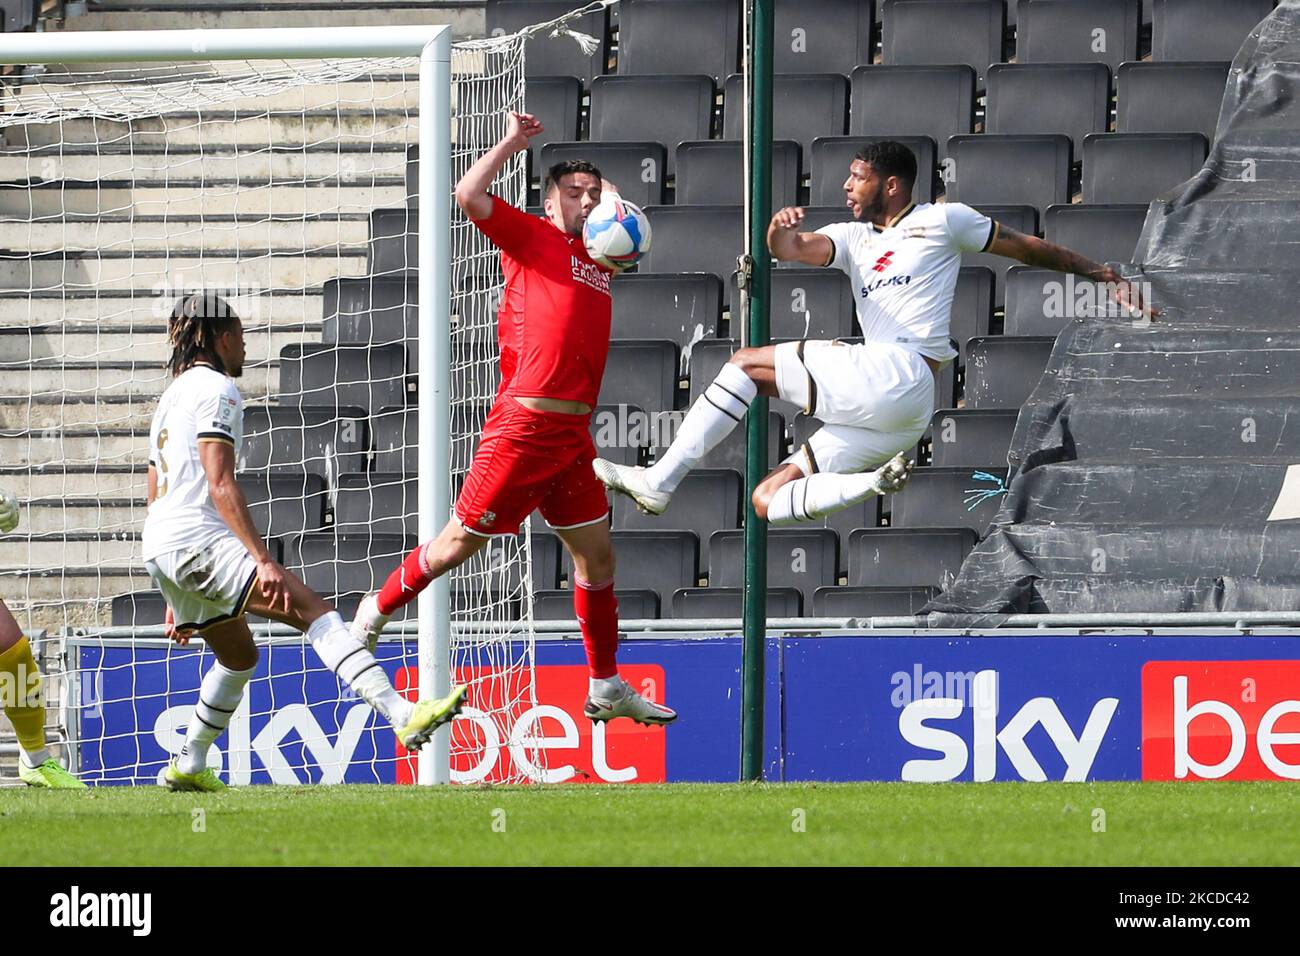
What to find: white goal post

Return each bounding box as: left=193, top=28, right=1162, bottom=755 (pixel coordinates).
left=0, top=24, right=468, bottom=784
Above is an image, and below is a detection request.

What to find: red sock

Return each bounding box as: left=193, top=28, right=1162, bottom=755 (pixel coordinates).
left=574, top=576, right=619, bottom=679
left=376, top=543, right=435, bottom=616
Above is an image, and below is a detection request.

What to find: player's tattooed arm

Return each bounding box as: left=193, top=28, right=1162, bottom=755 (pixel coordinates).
left=454, top=110, right=544, bottom=220
left=989, top=224, right=1160, bottom=318
left=768, top=206, right=835, bottom=266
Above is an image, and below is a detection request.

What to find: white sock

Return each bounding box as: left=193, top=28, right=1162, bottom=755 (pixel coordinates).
left=177, top=660, right=253, bottom=775
left=19, top=747, right=50, bottom=769
left=589, top=675, right=623, bottom=699
left=308, top=611, right=412, bottom=729
left=766, top=472, right=885, bottom=526
left=646, top=362, right=756, bottom=494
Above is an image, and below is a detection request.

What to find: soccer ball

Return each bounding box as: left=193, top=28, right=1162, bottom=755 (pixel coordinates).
left=583, top=196, right=652, bottom=271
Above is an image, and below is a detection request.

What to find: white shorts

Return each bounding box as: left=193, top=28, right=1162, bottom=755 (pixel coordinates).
left=775, top=339, right=936, bottom=476
left=144, top=534, right=258, bottom=632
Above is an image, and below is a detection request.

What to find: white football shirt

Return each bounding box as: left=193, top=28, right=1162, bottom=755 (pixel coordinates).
left=142, top=364, right=244, bottom=561
left=815, top=201, right=997, bottom=364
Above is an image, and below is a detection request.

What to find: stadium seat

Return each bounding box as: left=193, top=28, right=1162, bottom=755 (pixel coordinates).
left=651, top=408, right=785, bottom=474
left=1115, top=61, right=1230, bottom=143
left=849, top=65, right=975, bottom=160
left=618, top=0, right=740, bottom=80
left=892, top=465, right=1010, bottom=531
left=1003, top=266, right=1078, bottom=336
left=962, top=336, right=1055, bottom=409
left=773, top=0, right=874, bottom=75
left=589, top=75, right=715, bottom=175
left=946, top=134, right=1073, bottom=219
left=540, top=140, right=668, bottom=208
left=590, top=403, right=649, bottom=466
left=813, top=585, right=939, bottom=616
left=334, top=473, right=415, bottom=538
left=599, top=339, right=680, bottom=412
left=533, top=588, right=661, bottom=620
left=811, top=135, right=937, bottom=205
left=950, top=266, right=994, bottom=362
left=639, top=205, right=744, bottom=283
left=371, top=405, right=415, bottom=473
left=1017, top=0, right=1141, bottom=72
left=1081, top=132, right=1209, bottom=204
left=240, top=405, right=368, bottom=478
left=722, top=73, right=849, bottom=167
left=372, top=403, right=491, bottom=474
left=670, top=586, right=803, bottom=618
left=733, top=268, right=857, bottom=340
left=450, top=589, right=521, bottom=623
left=367, top=207, right=417, bottom=277
left=279, top=343, right=409, bottom=413
left=985, top=63, right=1112, bottom=156
left=612, top=468, right=742, bottom=567
left=880, top=0, right=1005, bottom=84
left=960, top=204, right=1039, bottom=308
left=927, top=407, right=1019, bottom=467
left=1152, top=0, right=1273, bottom=62
left=709, top=528, right=839, bottom=604
left=486, top=1, right=609, bottom=80
left=451, top=340, right=502, bottom=406
left=240, top=473, right=329, bottom=538
left=1043, top=203, right=1147, bottom=266
left=847, top=526, right=977, bottom=588
left=478, top=531, right=563, bottom=591
left=323, top=276, right=417, bottom=348
left=561, top=529, right=699, bottom=607
left=611, top=273, right=724, bottom=345
left=524, top=76, right=585, bottom=184
left=675, top=139, right=802, bottom=208
left=286, top=532, right=415, bottom=613
left=110, top=591, right=169, bottom=628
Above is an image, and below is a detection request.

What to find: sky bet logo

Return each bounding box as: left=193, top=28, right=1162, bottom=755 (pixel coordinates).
left=896, top=669, right=1118, bottom=782
left=1142, top=661, right=1300, bottom=780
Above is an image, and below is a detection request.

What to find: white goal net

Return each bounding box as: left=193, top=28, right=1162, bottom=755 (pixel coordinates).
left=0, top=23, right=549, bottom=785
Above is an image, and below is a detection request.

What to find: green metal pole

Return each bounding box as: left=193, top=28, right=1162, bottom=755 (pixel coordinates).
left=741, top=0, right=773, bottom=782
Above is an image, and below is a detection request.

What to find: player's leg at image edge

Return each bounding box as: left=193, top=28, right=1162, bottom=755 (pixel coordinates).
left=0, top=491, right=86, bottom=790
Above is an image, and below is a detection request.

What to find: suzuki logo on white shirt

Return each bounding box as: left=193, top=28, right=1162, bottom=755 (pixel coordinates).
left=861, top=274, right=912, bottom=297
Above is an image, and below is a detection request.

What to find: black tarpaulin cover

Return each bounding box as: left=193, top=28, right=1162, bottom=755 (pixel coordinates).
left=925, top=1, right=1300, bottom=620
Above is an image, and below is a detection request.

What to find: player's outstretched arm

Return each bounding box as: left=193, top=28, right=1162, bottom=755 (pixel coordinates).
left=767, top=206, right=834, bottom=266
left=989, top=225, right=1160, bottom=319
left=198, top=440, right=290, bottom=613
left=454, top=110, right=544, bottom=220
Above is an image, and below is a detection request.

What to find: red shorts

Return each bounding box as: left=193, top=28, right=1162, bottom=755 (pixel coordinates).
left=454, top=397, right=610, bottom=536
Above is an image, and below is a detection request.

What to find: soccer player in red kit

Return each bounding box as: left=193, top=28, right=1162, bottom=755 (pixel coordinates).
left=351, top=110, right=676, bottom=726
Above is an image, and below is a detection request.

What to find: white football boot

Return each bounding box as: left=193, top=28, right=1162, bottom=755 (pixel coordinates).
left=591, top=459, right=672, bottom=516
left=349, top=592, right=388, bottom=654
left=869, top=453, right=914, bottom=496
left=584, top=677, right=677, bottom=726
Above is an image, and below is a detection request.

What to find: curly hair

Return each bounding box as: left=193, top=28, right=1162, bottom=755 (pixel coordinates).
left=166, top=292, right=239, bottom=377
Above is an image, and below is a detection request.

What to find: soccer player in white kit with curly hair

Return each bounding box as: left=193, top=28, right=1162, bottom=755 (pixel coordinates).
left=143, top=293, right=466, bottom=791
left=595, top=140, right=1155, bottom=525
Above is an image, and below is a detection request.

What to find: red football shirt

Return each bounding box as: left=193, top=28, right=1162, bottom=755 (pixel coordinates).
left=469, top=195, right=613, bottom=408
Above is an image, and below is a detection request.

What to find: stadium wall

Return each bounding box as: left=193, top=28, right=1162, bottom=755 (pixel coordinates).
left=71, top=630, right=1300, bottom=784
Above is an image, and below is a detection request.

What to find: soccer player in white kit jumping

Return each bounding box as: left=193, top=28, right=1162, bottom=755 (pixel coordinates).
left=143, top=293, right=465, bottom=791
left=595, top=141, right=1155, bottom=525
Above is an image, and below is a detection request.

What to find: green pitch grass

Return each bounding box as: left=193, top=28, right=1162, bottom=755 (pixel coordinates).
left=5, top=782, right=1299, bottom=866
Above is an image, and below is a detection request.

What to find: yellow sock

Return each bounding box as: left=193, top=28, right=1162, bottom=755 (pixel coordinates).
left=0, top=635, right=46, bottom=753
